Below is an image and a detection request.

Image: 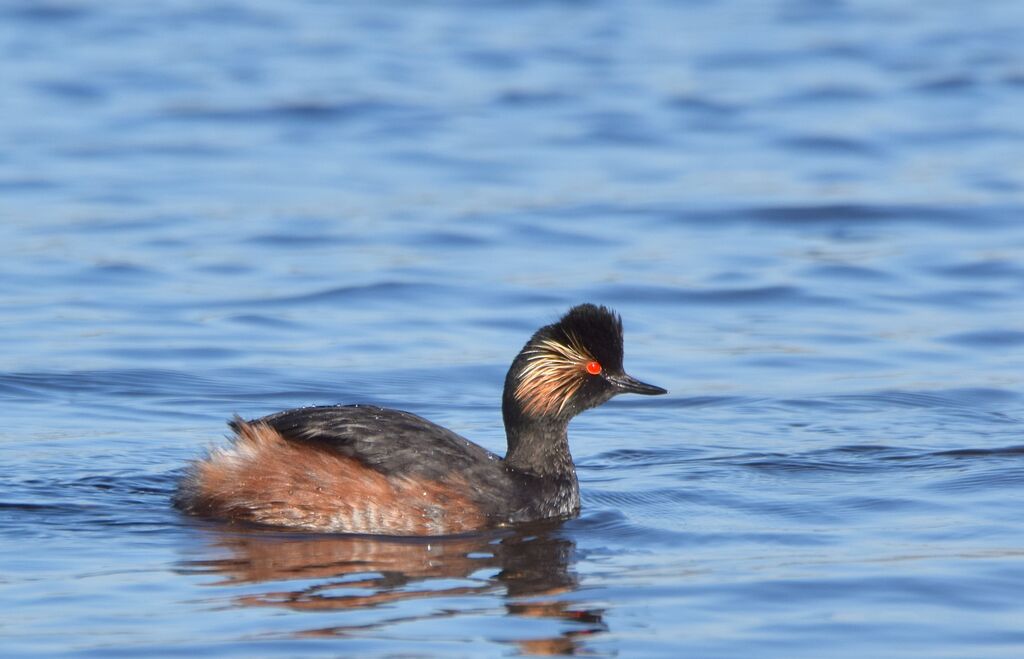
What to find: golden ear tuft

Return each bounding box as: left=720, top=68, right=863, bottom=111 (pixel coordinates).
left=514, top=332, right=596, bottom=416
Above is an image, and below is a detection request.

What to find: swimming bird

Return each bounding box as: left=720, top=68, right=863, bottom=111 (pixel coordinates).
left=175, top=303, right=666, bottom=535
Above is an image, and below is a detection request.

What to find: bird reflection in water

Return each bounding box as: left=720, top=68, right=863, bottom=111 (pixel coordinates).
left=180, top=521, right=605, bottom=655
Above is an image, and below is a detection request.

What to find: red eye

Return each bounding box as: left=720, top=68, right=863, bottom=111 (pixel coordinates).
left=585, top=361, right=602, bottom=375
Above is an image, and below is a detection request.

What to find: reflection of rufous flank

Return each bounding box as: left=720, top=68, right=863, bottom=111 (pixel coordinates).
left=184, top=528, right=605, bottom=651
left=514, top=637, right=580, bottom=656
left=193, top=531, right=498, bottom=585
left=237, top=582, right=494, bottom=613
left=239, top=581, right=495, bottom=613
left=507, top=599, right=601, bottom=622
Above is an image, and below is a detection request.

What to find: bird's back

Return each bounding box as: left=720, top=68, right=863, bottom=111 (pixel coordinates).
left=252, top=404, right=503, bottom=480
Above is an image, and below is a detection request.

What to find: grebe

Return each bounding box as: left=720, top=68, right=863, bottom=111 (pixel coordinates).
left=175, top=304, right=666, bottom=535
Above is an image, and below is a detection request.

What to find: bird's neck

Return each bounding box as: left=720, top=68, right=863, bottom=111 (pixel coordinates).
left=503, top=416, right=575, bottom=478
left=501, top=348, right=577, bottom=477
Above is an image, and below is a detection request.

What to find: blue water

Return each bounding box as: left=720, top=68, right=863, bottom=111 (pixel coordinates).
left=3, top=1, right=1024, bottom=656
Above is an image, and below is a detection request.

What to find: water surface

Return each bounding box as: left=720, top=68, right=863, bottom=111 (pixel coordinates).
left=2, top=1, right=1024, bottom=656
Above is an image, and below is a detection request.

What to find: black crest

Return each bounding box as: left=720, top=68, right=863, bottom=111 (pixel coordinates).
left=544, top=304, right=624, bottom=372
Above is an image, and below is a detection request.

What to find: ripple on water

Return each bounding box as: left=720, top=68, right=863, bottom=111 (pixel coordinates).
left=925, top=466, right=1024, bottom=495
left=0, top=369, right=308, bottom=406
left=833, top=389, right=1020, bottom=411
left=161, top=99, right=431, bottom=125
left=941, top=330, right=1024, bottom=348
left=78, top=262, right=164, bottom=283
left=224, top=313, right=301, bottom=329
left=777, top=134, right=884, bottom=157
left=221, top=281, right=456, bottom=309
left=583, top=445, right=707, bottom=470
left=243, top=232, right=355, bottom=248
left=0, top=465, right=179, bottom=536
left=672, top=203, right=969, bottom=228
left=802, top=264, right=896, bottom=282
left=591, top=283, right=844, bottom=307
left=933, top=259, right=1024, bottom=280
left=779, top=84, right=878, bottom=105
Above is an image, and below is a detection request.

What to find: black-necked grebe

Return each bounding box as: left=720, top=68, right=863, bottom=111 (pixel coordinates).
left=175, top=304, right=666, bottom=535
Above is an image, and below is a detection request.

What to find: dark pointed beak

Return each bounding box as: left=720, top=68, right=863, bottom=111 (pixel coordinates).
left=606, top=372, right=668, bottom=396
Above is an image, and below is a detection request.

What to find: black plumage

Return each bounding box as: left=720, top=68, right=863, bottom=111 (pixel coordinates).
left=245, top=405, right=501, bottom=481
